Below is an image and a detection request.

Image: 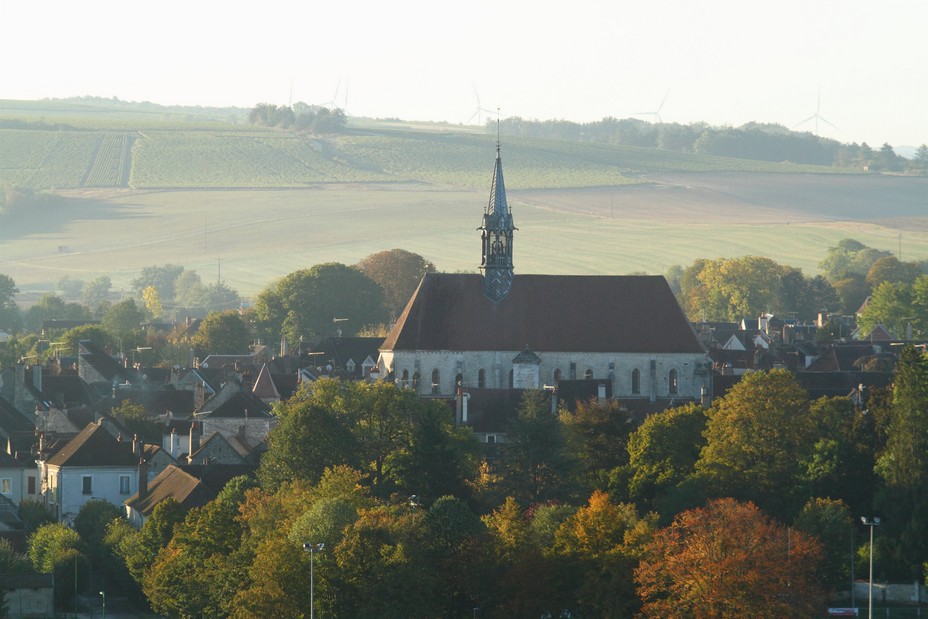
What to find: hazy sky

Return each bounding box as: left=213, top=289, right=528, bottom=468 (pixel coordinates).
left=2, top=0, right=925, bottom=148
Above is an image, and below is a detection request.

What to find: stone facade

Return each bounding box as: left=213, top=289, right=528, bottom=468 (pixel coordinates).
left=385, top=349, right=709, bottom=402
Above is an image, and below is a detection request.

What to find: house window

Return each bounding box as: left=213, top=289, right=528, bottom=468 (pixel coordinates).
left=553, top=368, right=561, bottom=382
left=569, top=362, right=577, bottom=380
left=669, top=369, right=679, bottom=394
left=401, top=369, right=409, bottom=388
left=82, top=475, right=93, bottom=495
left=431, top=369, right=440, bottom=394
left=478, top=369, right=486, bottom=388
left=584, top=369, right=593, bottom=380
left=0, top=478, right=10, bottom=495
left=120, top=475, right=131, bottom=495
left=486, top=434, right=496, bottom=444
left=28, top=476, right=36, bottom=495
left=632, top=369, right=641, bottom=394
left=508, top=369, right=514, bottom=389
left=455, top=373, right=463, bottom=391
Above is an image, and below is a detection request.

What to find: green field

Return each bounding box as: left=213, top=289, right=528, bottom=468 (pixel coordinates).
left=1, top=99, right=925, bottom=301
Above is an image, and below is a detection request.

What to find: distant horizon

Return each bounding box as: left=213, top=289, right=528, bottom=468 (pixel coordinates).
left=2, top=0, right=925, bottom=149
left=8, top=93, right=924, bottom=156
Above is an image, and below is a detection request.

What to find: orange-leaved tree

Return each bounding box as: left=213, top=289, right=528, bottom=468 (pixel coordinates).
left=635, top=497, right=823, bottom=617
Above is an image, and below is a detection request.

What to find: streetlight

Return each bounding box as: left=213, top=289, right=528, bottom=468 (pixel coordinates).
left=303, top=542, right=325, bottom=619
left=99, top=591, right=106, bottom=619
left=861, top=516, right=881, bottom=619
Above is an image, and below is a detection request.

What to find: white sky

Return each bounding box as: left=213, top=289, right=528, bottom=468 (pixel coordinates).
left=1, top=0, right=926, bottom=148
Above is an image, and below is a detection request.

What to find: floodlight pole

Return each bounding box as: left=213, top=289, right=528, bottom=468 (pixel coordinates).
left=861, top=516, right=881, bottom=619
left=303, top=542, right=325, bottom=619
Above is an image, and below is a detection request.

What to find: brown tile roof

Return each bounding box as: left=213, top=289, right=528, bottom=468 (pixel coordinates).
left=382, top=273, right=704, bottom=354
left=125, top=463, right=255, bottom=516
left=45, top=421, right=138, bottom=468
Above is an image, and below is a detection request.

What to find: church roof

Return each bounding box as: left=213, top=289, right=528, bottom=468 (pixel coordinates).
left=382, top=273, right=704, bottom=354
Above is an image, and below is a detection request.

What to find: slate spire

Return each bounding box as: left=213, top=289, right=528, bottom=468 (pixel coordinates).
left=479, top=142, right=516, bottom=302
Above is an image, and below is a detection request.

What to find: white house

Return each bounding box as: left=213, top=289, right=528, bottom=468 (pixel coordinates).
left=40, top=421, right=142, bottom=522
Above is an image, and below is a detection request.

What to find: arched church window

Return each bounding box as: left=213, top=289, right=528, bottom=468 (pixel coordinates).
left=478, top=369, right=486, bottom=388
left=553, top=368, right=561, bottom=382
left=631, top=368, right=640, bottom=394
left=401, top=369, right=409, bottom=388
left=431, top=369, right=440, bottom=394
left=584, top=369, right=593, bottom=380
left=455, top=373, right=463, bottom=391
left=669, top=369, right=678, bottom=394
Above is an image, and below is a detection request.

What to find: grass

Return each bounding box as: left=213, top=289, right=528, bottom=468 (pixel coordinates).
left=0, top=98, right=924, bottom=303
left=2, top=182, right=926, bottom=301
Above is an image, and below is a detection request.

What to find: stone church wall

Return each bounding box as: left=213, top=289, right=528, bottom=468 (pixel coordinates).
left=385, top=350, right=709, bottom=401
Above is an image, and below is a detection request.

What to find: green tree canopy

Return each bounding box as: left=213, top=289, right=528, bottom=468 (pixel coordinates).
left=102, top=298, right=145, bottom=347
left=819, top=238, right=891, bottom=282
left=624, top=403, right=707, bottom=510
left=23, top=294, right=90, bottom=331
left=192, top=310, right=252, bottom=357
left=500, top=390, right=574, bottom=504
left=257, top=387, right=360, bottom=491
left=678, top=256, right=827, bottom=321
left=255, top=262, right=388, bottom=345
left=0, top=274, right=21, bottom=332
left=83, top=275, right=112, bottom=308
left=132, top=264, right=185, bottom=301
left=696, top=369, right=815, bottom=519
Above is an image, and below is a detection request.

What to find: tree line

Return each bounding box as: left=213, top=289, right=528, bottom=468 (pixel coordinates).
left=249, top=102, right=347, bottom=133
left=0, top=249, right=434, bottom=371
left=498, top=116, right=928, bottom=173
left=668, top=237, right=928, bottom=334
left=8, top=353, right=928, bottom=616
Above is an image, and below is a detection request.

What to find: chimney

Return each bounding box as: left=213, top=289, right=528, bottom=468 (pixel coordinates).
left=13, top=363, right=25, bottom=414
left=195, top=381, right=205, bottom=410
left=189, top=421, right=200, bottom=455
left=138, top=458, right=148, bottom=500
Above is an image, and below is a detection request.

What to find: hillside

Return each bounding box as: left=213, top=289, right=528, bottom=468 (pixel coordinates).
left=0, top=99, right=925, bottom=300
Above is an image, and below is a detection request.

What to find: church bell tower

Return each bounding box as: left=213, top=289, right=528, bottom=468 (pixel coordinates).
left=479, top=143, right=516, bottom=302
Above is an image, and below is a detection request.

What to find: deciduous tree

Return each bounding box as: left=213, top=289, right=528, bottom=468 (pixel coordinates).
left=499, top=390, right=573, bottom=504
left=355, top=249, right=436, bottom=317
left=696, top=369, right=814, bottom=518
left=255, top=263, right=387, bottom=345
left=0, top=274, right=21, bottom=332
left=257, top=388, right=359, bottom=491
left=191, top=310, right=251, bottom=356
left=624, top=403, right=707, bottom=510
left=635, top=498, right=823, bottom=617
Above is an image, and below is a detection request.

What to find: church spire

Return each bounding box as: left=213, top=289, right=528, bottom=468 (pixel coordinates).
left=479, top=143, right=516, bottom=302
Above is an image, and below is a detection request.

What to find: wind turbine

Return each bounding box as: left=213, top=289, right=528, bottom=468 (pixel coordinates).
left=633, top=89, right=670, bottom=124
left=322, top=79, right=342, bottom=109
left=468, top=86, right=496, bottom=126
left=793, top=90, right=839, bottom=135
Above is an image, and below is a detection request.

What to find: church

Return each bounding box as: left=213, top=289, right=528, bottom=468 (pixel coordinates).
left=378, top=144, right=709, bottom=418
